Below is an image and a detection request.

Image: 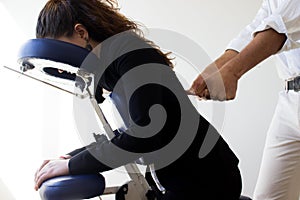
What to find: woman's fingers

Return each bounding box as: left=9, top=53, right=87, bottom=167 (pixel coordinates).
left=59, top=154, right=71, bottom=159
left=33, top=156, right=71, bottom=191
left=38, top=160, right=50, bottom=172
left=34, top=160, right=50, bottom=183
left=34, top=159, right=69, bottom=190
left=35, top=169, right=51, bottom=191
left=34, top=171, right=47, bottom=191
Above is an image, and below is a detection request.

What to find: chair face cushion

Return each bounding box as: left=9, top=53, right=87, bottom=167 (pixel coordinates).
left=17, top=38, right=101, bottom=81
left=18, top=38, right=90, bottom=68
left=39, top=174, right=105, bottom=200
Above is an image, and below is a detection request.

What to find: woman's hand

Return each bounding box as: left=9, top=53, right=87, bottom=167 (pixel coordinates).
left=34, top=158, right=70, bottom=191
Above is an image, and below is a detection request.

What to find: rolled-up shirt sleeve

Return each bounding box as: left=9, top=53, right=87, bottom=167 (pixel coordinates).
left=227, top=0, right=269, bottom=52
left=253, top=0, right=300, bottom=52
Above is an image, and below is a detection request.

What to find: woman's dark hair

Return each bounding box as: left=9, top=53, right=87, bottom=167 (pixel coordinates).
left=36, top=0, right=173, bottom=67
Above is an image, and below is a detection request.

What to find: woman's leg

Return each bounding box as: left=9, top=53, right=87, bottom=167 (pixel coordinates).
left=219, top=165, right=243, bottom=200
left=39, top=174, right=105, bottom=200
left=253, top=92, right=300, bottom=200
left=148, top=165, right=242, bottom=200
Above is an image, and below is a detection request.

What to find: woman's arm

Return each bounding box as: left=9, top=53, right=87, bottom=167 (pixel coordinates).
left=67, top=48, right=184, bottom=175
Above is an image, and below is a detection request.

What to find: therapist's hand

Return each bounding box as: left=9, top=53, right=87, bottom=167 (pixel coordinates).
left=34, top=159, right=69, bottom=191
left=188, top=66, right=239, bottom=101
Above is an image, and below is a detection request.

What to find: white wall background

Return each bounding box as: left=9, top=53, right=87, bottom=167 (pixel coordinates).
left=0, top=0, right=282, bottom=199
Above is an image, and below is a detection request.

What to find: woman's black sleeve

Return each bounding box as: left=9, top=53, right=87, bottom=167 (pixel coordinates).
left=68, top=48, right=183, bottom=174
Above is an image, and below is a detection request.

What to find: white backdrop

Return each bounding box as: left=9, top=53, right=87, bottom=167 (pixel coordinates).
left=0, top=0, right=282, bottom=199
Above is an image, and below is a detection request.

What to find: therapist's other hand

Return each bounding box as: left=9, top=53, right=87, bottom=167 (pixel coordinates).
left=187, top=63, right=218, bottom=99
left=34, top=159, right=69, bottom=191
left=188, top=66, right=239, bottom=101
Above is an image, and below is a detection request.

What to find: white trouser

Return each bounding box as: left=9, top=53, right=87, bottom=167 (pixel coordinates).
left=253, top=91, right=300, bottom=200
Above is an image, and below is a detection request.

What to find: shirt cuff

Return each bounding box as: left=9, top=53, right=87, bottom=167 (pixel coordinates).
left=253, top=14, right=293, bottom=52
left=226, top=38, right=251, bottom=53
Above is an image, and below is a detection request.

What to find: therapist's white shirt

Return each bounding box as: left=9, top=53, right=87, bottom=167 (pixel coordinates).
left=227, top=0, right=300, bottom=80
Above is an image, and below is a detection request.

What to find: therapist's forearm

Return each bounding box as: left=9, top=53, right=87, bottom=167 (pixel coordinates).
left=214, top=49, right=239, bottom=68
left=200, top=49, right=238, bottom=78
left=225, top=28, right=287, bottom=78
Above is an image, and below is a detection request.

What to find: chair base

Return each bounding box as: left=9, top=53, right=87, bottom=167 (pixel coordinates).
left=240, top=195, right=252, bottom=200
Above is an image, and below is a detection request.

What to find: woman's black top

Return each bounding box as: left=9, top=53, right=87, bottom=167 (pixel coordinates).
left=67, top=33, right=240, bottom=192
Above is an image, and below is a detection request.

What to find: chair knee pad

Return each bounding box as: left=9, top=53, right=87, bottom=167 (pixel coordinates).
left=39, top=174, right=105, bottom=200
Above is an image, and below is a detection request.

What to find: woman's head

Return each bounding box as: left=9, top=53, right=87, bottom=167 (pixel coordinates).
left=36, top=0, right=173, bottom=67
left=36, top=0, right=138, bottom=43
